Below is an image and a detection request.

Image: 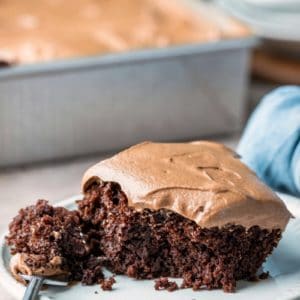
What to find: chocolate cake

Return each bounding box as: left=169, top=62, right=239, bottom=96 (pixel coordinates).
left=0, top=0, right=249, bottom=65
left=6, top=200, right=91, bottom=283
left=154, top=277, right=179, bottom=291
left=6, top=141, right=292, bottom=293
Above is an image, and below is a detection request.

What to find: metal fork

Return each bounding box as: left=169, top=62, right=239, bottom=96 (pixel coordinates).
left=21, top=274, right=68, bottom=300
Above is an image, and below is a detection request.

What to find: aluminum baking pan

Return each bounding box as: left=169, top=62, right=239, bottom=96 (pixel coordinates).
left=0, top=37, right=256, bottom=167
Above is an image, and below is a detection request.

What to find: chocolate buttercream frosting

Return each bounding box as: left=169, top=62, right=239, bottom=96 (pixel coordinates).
left=10, top=253, right=66, bottom=283
left=82, top=141, right=292, bottom=230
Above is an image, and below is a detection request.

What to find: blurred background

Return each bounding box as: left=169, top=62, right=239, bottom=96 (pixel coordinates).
left=1, top=0, right=300, bottom=241
left=1, top=1, right=300, bottom=298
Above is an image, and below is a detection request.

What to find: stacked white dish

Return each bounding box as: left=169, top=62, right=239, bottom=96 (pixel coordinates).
left=218, top=0, right=300, bottom=42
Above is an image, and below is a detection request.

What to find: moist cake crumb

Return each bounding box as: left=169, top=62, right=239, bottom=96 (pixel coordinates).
left=100, top=276, right=116, bottom=291
left=259, top=272, right=269, bottom=280
left=0, top=60, right=10, bottom=67
left=248, top=275, right=259, bottom=282
left=6, top=183, right=282, bottom=293
left=6, top=199, right=90, bottom=281
left=154, top=277, right=179, bottom=292
left=77, top=182, right=282, bottom=293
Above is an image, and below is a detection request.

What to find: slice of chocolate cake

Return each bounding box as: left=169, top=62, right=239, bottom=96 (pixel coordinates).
left=6, top=141, right=292, bottom=293
left=79, top=141, right=291, bottom=292
left=6, top=200, right=92, bottom=284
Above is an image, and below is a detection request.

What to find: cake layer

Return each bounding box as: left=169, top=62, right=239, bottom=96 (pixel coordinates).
left=82, top=141, right=292, bottom=230
left=78, top=182, right=282, bottom=292
left=6, top=200, right=90, bottom=283
left=6, top=182, right=283, bottom=292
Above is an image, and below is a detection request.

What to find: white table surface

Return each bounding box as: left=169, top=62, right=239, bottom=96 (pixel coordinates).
left=0, top=136, right=239, bottom=300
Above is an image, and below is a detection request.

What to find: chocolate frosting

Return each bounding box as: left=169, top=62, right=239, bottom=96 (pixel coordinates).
left=0, top=0, right=249, bottom=65
left=10, top=253, right=66, bottom=284
left=82, top=141, right=292, bottom=230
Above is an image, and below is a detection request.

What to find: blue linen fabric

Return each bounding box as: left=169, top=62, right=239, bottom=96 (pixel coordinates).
left=238, top=86, right=300, bottom=196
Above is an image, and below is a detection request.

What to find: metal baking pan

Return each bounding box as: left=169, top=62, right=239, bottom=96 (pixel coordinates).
left=0, top=37, right=256, bottom=167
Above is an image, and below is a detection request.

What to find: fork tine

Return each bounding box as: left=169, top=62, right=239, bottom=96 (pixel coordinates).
left=20, top=274, right=68, bottom=286
left=43, top=278, right=69, bottom=286
left=20, top=274, right=32, bottom=282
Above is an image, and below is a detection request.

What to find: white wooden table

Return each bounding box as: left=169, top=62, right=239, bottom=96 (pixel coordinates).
left=0, top=136, right=239, bottom=300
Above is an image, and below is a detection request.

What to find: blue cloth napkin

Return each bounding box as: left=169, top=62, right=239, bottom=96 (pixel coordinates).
left=238, top=86, right=300, bottom=196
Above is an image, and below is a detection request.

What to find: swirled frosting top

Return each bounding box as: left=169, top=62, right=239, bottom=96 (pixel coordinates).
left=82, top=141, right=292, bottom=230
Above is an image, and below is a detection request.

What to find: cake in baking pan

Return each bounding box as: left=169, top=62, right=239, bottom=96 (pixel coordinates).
left=0, top=0, right=249, bottom=65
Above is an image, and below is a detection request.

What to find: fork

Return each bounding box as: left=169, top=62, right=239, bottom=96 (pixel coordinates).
left=21, top=274, right=68, bottom=300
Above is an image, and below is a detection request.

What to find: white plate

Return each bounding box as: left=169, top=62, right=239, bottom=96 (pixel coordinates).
left=217, top=0, right=300, bottom=42
left=1, top=193, right=300, bottom=300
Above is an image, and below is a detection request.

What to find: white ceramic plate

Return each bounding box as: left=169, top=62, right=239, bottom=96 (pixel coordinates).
left=1, top=193, right=300, bottom=300
left=217, top=0, right=300, bottom=42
